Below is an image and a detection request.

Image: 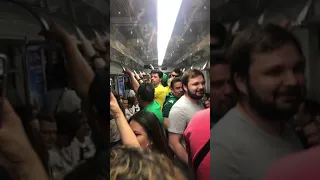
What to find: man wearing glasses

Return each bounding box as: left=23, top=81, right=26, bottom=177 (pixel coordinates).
left=167, top=68, right=182, bottom=91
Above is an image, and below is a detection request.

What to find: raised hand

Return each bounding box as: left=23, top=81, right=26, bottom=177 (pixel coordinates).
left=110, top=93, right=122, bottom=117
left=76, top=27, right=96, bottom=57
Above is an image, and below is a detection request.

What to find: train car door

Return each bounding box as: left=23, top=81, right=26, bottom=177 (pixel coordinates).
left=25, top=41, right=68, bottom=115
left=0, top=41, right=26, bottom=108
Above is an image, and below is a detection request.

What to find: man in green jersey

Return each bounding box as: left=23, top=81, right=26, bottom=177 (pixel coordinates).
left=137, top=83, right=164, bottom=124
left=162, top=78, right=184, bottom=129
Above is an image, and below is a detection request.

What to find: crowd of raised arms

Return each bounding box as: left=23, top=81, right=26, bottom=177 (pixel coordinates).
left=0, top=17, right=319, bottom=180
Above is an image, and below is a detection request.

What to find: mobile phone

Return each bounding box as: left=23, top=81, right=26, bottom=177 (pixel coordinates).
left=0, top=54, right=7, bottom=126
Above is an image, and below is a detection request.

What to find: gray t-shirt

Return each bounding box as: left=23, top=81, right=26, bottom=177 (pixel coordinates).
left=168, top=95, right=204, bottom=178
left=168, top=95, right=204, bottom=147
left=211, top=107, right=303, bottom=180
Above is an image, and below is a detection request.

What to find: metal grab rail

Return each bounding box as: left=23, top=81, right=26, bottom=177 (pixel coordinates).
left=1, top=0, right=50, bottom=31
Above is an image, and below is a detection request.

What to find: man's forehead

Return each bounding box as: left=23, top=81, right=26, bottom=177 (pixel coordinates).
left=211, top=63, right=230, bottom=75
left=173, top=82, right=182, bottom=87
left=188, top=75, right=205, bottom=83
left=40, top=121, right=56, bottom=128
left=251, top=43, right=304, bottom=71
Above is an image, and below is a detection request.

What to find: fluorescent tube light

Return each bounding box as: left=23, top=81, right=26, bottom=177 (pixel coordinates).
left=157, top=0, right=182, bottom=66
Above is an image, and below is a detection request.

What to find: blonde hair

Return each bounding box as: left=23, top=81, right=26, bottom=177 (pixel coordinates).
left=110, top=146, right=185, bottom=180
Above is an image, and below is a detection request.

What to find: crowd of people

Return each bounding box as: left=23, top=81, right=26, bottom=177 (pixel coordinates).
left=209, top=21, right=320, bottom=180
left=0, top=11, right=319, bottom=180
left=0, top=17, right=211, bottom=179
left=110, top=63, right=211, bottom=179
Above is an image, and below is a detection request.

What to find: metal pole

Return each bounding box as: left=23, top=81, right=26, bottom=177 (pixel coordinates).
left=22, top=36, right=32, bottom=118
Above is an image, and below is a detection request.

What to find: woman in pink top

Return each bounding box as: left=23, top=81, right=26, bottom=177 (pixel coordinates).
left=184, top=109, right=210, bottom=180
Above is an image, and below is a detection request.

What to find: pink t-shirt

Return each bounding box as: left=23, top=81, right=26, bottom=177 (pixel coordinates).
left=263, top=145, right=320, bottom=180
left=184, top=108, right=210, bottom=180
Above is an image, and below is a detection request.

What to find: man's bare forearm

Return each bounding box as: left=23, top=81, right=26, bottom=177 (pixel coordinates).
left=62, top=37, right=94, bottom=99
left=15, top=152, right=49, bottom=180
left=170, top=143, right=188, bottom=165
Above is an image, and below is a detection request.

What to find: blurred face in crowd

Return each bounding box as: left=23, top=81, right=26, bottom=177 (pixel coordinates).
left=76, top=113, right=91, bottom=139
left=202, top=96, right=210, bottom=108
left=129, top=120, right=151, bottom=148
left=211, top=63, right=235, bottom=117
left=171, top=71, right=179, bottom=78
left=122, top=99, right=128, bottom=109
left=40, top=121, right=57, bottom=150
left=151, top=73, right=161, bottom=86
left=134, top=97, right=139, bottom=106
left=171, top=81, right=184, bottom=99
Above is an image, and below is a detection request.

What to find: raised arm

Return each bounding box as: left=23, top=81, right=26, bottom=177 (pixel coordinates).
left=110, top=93, right=140, bottom=147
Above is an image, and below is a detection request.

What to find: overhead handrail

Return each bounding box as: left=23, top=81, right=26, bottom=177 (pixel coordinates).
left=1, top=0, right=50, bottom=31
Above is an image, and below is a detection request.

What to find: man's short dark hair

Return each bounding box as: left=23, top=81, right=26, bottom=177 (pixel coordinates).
left=211, top=21, right=227, bottom=49
left=170, top=78, right=182, bottom=89
left=151, top=70, right=163, bottom=78
left=227, top=23, right=303, bottom=96
left=210, top=49, right=228, bottom=67
left=172, top=68, right=182, bottom=77
left=128, top=96, right=135, bottom=106
left=138, top=83, right=155, bottom=102
left=181, top=69, right=204, bottom=86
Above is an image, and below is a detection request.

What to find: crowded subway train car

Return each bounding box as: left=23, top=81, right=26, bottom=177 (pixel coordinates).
left=1, top=0, right=320, bottom=179
left=0, top=0, right=211, bottom=180
left=110, top=0, right=210, bottom=179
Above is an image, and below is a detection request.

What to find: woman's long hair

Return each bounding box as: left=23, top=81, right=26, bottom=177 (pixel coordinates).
left=129, top=110, right=174, bottom=159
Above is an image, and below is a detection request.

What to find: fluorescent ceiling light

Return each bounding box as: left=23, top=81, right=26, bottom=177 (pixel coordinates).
left=157, top=0, right=182, bottom=66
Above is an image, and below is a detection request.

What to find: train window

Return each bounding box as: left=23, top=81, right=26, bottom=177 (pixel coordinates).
left=45, top=48, right=68, bottom=90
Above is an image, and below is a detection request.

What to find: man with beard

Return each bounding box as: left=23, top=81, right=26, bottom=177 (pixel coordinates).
left=211, top=24, right=308, bottom=180
left=183, top=55, right=237, bottom=180
left=163, top=78, right=184, bottom=129
left=168, top=69, right=205, bottom=178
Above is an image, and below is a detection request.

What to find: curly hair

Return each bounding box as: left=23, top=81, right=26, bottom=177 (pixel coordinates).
left=110, top=146, right=185, bottom=180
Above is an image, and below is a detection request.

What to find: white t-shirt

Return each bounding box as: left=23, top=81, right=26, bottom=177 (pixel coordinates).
left=48, top=135, right=96, bottom=179
left=125, top=108, right=134, bottom=120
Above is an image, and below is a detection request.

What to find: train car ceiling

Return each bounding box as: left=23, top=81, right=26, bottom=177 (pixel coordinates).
left=213, top=0, right=320, bottom=102
left=110, top=0, right=210, bottom=71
